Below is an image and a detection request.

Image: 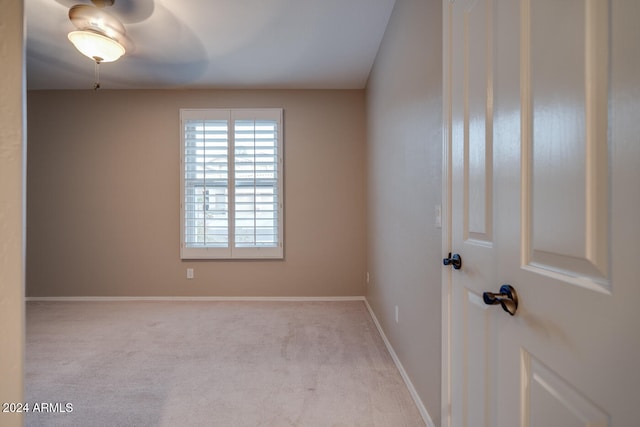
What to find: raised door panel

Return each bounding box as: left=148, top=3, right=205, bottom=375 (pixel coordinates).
left=521, top=0, right=609, bottom=292
left=462, top=292, right=494, bottom=427
left=522, top=352, right=609, bottom=427
left=464, top=0, right=493, bottom=245
left=451, top=288, right=496, bottom=427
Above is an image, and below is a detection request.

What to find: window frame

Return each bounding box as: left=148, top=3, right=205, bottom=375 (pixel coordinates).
left=180, top=108, right=284, bottom=260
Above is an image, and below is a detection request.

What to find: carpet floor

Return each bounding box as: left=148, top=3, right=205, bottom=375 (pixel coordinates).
left=25, top=300, right=425, bottom=427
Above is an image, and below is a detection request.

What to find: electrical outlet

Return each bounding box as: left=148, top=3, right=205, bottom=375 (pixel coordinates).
left=435, top=204, right=442, bottom=228
left=366, top=272, right=370, bottom=284
left=186, top=268, right=194, bottom=279
left=395, top=305, right=399, bottom=323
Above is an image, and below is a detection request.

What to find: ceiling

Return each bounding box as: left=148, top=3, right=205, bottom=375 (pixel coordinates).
left=26, top=0, right=397, bottom=90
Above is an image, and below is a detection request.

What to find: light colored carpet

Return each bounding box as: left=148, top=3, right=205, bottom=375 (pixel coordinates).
left=26, top=301, right=425, bottom=427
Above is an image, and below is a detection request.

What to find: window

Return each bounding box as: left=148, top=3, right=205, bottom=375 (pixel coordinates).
left=180, top=108, right=283, bottom=259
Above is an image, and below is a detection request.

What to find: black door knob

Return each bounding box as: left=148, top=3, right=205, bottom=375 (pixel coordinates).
left=443, top=253, right=462, bottom=270
left=483, top=284, right=519, bottom=316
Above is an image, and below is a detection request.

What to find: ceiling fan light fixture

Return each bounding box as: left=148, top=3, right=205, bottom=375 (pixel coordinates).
left=68, top=30, right=125, bottom=63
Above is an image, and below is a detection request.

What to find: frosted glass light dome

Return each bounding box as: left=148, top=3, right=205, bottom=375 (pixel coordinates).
left=68, top=30, right=125, bottom=62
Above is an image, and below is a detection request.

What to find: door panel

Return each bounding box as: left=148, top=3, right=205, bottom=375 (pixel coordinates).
left=522, top=0, right=610, bottom=291
left=500, top=0, right=639, bottom=424
left=447, top=0, right=640, bottom=425
left=461, top=291, right=494, bottom=427
left=450, top=0, right=497, bottom=425
left=464, top=0, right=493, bottom=244
left=522, top=352, right=609, bottom=427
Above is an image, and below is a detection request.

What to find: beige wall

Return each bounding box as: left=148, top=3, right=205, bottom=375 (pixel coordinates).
left=0, top=0, right=25, bottom=425
left=27, top=90, right=366, bottom=297
left=366, top=0, right=442, bottom=424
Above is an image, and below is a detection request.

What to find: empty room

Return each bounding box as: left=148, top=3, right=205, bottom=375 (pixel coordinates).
left=5, top=0, right=443, bottom=426
left=2, top=0, right=639, bottom=426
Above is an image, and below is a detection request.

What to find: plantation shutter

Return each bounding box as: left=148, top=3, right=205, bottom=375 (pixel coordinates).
left=231, top=109, right=283, bottom=258
left=180, top=108, right=283, bottom=259
left=181, top=109, right=231, bottom=258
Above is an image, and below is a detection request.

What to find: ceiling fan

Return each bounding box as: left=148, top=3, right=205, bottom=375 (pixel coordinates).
left=67, top=0, right=133, bottom=64
left=64, top=0, right=154, bottom=88
left=58, top=0, right=202, bottom=89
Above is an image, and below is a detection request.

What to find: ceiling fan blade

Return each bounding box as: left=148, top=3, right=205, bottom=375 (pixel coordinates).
left=107, top=0, right=154, bottom=24
left=90, top=0, right=115, bottom=7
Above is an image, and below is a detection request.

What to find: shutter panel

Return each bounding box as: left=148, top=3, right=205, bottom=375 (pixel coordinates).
left=183, top=117, right=230, bottom=253
left=234, top=118, right=280, bottom=249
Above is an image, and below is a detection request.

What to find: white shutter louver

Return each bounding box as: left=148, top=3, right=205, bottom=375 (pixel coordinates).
left=234, top=119, right=280, bottom=248
left=184, top=119, right=229, bottom=248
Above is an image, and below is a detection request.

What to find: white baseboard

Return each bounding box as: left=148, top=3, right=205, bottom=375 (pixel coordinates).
left=363, top=298, right=436, bottom=427
left=26, top=296, right=366, bottom=302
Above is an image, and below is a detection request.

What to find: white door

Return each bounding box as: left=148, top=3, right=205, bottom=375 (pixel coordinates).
left=447, top=0, right=500, bottom=424
left=445, top=0, right=640, bottom=425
